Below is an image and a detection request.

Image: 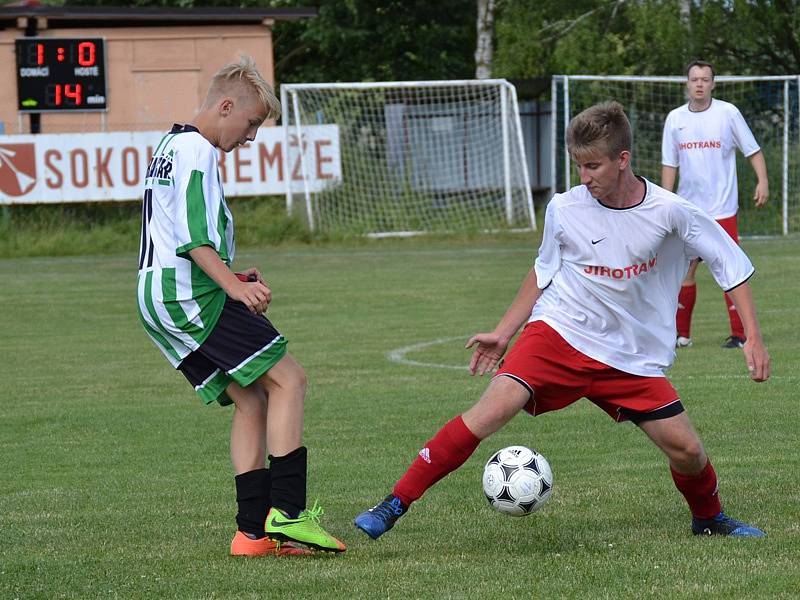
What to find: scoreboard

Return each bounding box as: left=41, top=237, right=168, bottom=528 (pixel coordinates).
left=15, top=38, right=107, bottom=112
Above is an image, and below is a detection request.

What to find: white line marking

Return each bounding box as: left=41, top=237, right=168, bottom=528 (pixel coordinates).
left=387, top=336, right=470, bottom=370
left=387, top=336, right=797, bottom=382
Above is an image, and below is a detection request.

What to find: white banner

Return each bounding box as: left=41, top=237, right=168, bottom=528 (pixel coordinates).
left=0, top=125, right=341, bottom=204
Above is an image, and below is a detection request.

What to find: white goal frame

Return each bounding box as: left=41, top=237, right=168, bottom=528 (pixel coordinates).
left=281, top=79, right=536, bottom=236
left=552, top=74, right=800, bottom=236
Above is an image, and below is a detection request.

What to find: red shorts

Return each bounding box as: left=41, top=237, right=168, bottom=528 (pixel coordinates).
left=716, top=214, right=739, bottom=243
left=495, top=321, right=681, bottom=423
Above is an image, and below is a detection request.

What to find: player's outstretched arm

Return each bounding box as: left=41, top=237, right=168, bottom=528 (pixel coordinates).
left=188, top=245, right=271, bottom=314
left=466, top=269, right=542, bottom=376
left=747, top=150, right=769, bottom=207
left=726, top=282, right=770, bottom=382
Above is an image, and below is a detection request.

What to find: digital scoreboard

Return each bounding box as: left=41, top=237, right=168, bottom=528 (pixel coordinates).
left=15, top=38, right=107, bottom=112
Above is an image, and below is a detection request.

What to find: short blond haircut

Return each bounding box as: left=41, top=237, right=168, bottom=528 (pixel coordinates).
left=566, top=101, right=631, bottom=160
left=205, top=55, right=281, bottom=120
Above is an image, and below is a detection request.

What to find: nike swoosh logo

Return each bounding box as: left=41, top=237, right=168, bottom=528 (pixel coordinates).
left=591, top=238, right=606, bottom=245
left=267, top=515, right=301, bottom=528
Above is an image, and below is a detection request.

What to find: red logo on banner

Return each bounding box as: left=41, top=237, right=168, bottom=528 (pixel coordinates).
left=0, top=144, right=37, bottom=197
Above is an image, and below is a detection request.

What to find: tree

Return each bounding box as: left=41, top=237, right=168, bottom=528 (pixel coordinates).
left=493, top=0, right=696, bottom=78
left=474, top=0, right=495, bottom=79
left=271, top=0, right=476, bottom=83
left=491, top=0, right=800, bottom=81
left=694, top=0, right=800, bottom=75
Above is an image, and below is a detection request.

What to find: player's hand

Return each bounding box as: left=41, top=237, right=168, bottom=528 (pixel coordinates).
left=239, top=267, right=267, bottom=286
left=466, top=333, right=509, bottom=376
left=742, top=337, right=770, bottom=382
left=753, top=181, right=769, bottom=208
left=230, top=277, right=271, bottom=314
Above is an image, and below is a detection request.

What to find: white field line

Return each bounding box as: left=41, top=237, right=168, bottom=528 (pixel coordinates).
left=387, top=335, right=798, bottom=380
left=387, top=336, right=470, bottom=371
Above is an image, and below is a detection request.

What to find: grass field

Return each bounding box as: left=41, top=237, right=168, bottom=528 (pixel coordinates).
left=1, top=236, right=799, bottom=599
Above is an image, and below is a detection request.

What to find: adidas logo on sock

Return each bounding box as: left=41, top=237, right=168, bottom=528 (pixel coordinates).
left=419, top=447, right=431, bottom=464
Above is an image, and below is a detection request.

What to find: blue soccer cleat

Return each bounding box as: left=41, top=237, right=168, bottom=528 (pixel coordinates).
left=354, top=495, right=407, bottom=540
left=691, top=512, right=766, bottom=537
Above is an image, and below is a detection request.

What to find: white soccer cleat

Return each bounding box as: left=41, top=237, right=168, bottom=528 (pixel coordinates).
left=676, top=336, right=693, bottom=348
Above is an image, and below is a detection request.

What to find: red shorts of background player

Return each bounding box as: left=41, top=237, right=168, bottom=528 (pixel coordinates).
left=495, top=321, right=683, bottom=424
left=716, top=214, right=739, bottom=243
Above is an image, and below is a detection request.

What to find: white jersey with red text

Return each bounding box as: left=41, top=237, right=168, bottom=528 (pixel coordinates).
left=661, top=98, right=760, bottom=219
left=531, top=179, right=754, bottom=377
left=136, top=124, right=234, bottom=367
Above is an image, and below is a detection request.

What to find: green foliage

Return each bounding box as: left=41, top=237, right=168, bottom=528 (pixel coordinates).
left=494, top=0, right=694, bottom=77
left=271, top=0, right=476, bottom=83
left=1, top=237, right=799, bottom=598
left=693, top=0, right=800, bottom=75
left=493, top=0, right=800, bottom=79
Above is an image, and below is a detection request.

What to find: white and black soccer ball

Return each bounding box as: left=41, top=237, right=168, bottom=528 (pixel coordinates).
left=482, top=445, right=553, bottom=517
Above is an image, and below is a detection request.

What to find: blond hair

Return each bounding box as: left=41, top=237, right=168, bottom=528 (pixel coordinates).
left=566, top=101, right=631, bottom=160
left=205, top=55, right=281, bottom=120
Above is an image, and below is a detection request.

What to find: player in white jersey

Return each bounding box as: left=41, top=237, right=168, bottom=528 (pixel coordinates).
left=355, top=101, right=770, bottom=541
left=136, top=56, right=345, bottom=557
left=661, top=60, right=769, bottom=349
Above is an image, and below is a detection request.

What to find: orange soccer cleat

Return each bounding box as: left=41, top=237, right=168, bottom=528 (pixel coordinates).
left=230, top=530, right=313, bottom=557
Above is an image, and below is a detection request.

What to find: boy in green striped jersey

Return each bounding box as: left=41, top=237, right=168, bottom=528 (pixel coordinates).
left=136, top=56, right=345, bottom=556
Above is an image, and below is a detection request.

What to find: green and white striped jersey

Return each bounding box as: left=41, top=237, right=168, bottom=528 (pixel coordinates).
left=136, top=124, right=234, bottom=367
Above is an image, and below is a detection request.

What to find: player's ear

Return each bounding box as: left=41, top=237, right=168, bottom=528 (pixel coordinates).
left=618, top=150, right=631, bottom=170
left=219, top=97, right=234, bottom=116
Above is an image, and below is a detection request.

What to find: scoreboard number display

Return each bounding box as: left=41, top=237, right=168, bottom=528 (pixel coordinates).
left=15, top=38, right=107, bottom=112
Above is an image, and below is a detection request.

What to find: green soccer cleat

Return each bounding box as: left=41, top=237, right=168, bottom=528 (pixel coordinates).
left=265, top=501, right=346, bottom=553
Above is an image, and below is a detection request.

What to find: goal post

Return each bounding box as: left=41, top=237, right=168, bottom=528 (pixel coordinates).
left=280, top=79, right=536, bottom=236
left=552, top=75, right=800, bottom=236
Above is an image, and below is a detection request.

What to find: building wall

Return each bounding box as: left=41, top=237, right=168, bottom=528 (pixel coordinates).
left=0, top=23, right=275, bottom=135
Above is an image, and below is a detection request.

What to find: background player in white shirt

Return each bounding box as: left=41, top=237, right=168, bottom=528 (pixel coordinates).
left=662, top=60, right=769, bottom=349
left=137, top=56, right=345, bottom=556
left=355, top=101, right=770, bottom=541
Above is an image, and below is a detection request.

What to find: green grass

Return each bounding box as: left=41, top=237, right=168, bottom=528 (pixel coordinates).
left=1, top=236, right=798, bottom=599
left=0, top=197, right=310, bottom=258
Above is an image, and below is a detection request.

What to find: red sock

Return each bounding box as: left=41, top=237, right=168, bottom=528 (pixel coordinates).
left=676, top=284, right=696, bottom=338
left=670, top=460, right=722, bottom=519
left=724, top=292, right=746, bottom=339
left=393, top=415, right=480, bottom=507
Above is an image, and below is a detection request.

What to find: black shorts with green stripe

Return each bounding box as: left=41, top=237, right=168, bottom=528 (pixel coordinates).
left=178, top=298, right=288, bottom=406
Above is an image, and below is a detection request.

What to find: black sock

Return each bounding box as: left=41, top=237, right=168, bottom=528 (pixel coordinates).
left=269, top=446, right=307, bottom=519
left=235, top=468, right=269, bottom=538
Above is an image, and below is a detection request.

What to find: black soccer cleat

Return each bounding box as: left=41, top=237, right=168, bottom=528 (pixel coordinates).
left=722, top=335, right=746, bottom=349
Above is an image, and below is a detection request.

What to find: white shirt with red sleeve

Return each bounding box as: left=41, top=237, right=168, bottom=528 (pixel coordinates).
left=531, top=180, right=754, bottom=377
left=661, top=98, right=760, bottom=219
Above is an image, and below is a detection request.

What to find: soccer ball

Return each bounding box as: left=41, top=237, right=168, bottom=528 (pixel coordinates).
left=482, top=445, right=553, bottom=517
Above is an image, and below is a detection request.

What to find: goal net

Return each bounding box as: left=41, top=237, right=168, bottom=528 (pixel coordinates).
left=280, top=80, right=535, bottom=236
left=552, top=75, right=800, bottom=236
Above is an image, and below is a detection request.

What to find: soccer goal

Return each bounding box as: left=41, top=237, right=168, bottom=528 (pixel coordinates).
left=280, top=79, right=535, bottom=236
left=552, top=75, right=800, bottom=236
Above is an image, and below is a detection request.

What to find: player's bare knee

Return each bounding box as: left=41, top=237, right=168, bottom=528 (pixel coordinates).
left=464, top=377, right=529, bottom=438
left=670, top=439, right=706, bottom=472
left=261, top=355, right=307, bottom=395
left=281, top=358, right=307, bottom=393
